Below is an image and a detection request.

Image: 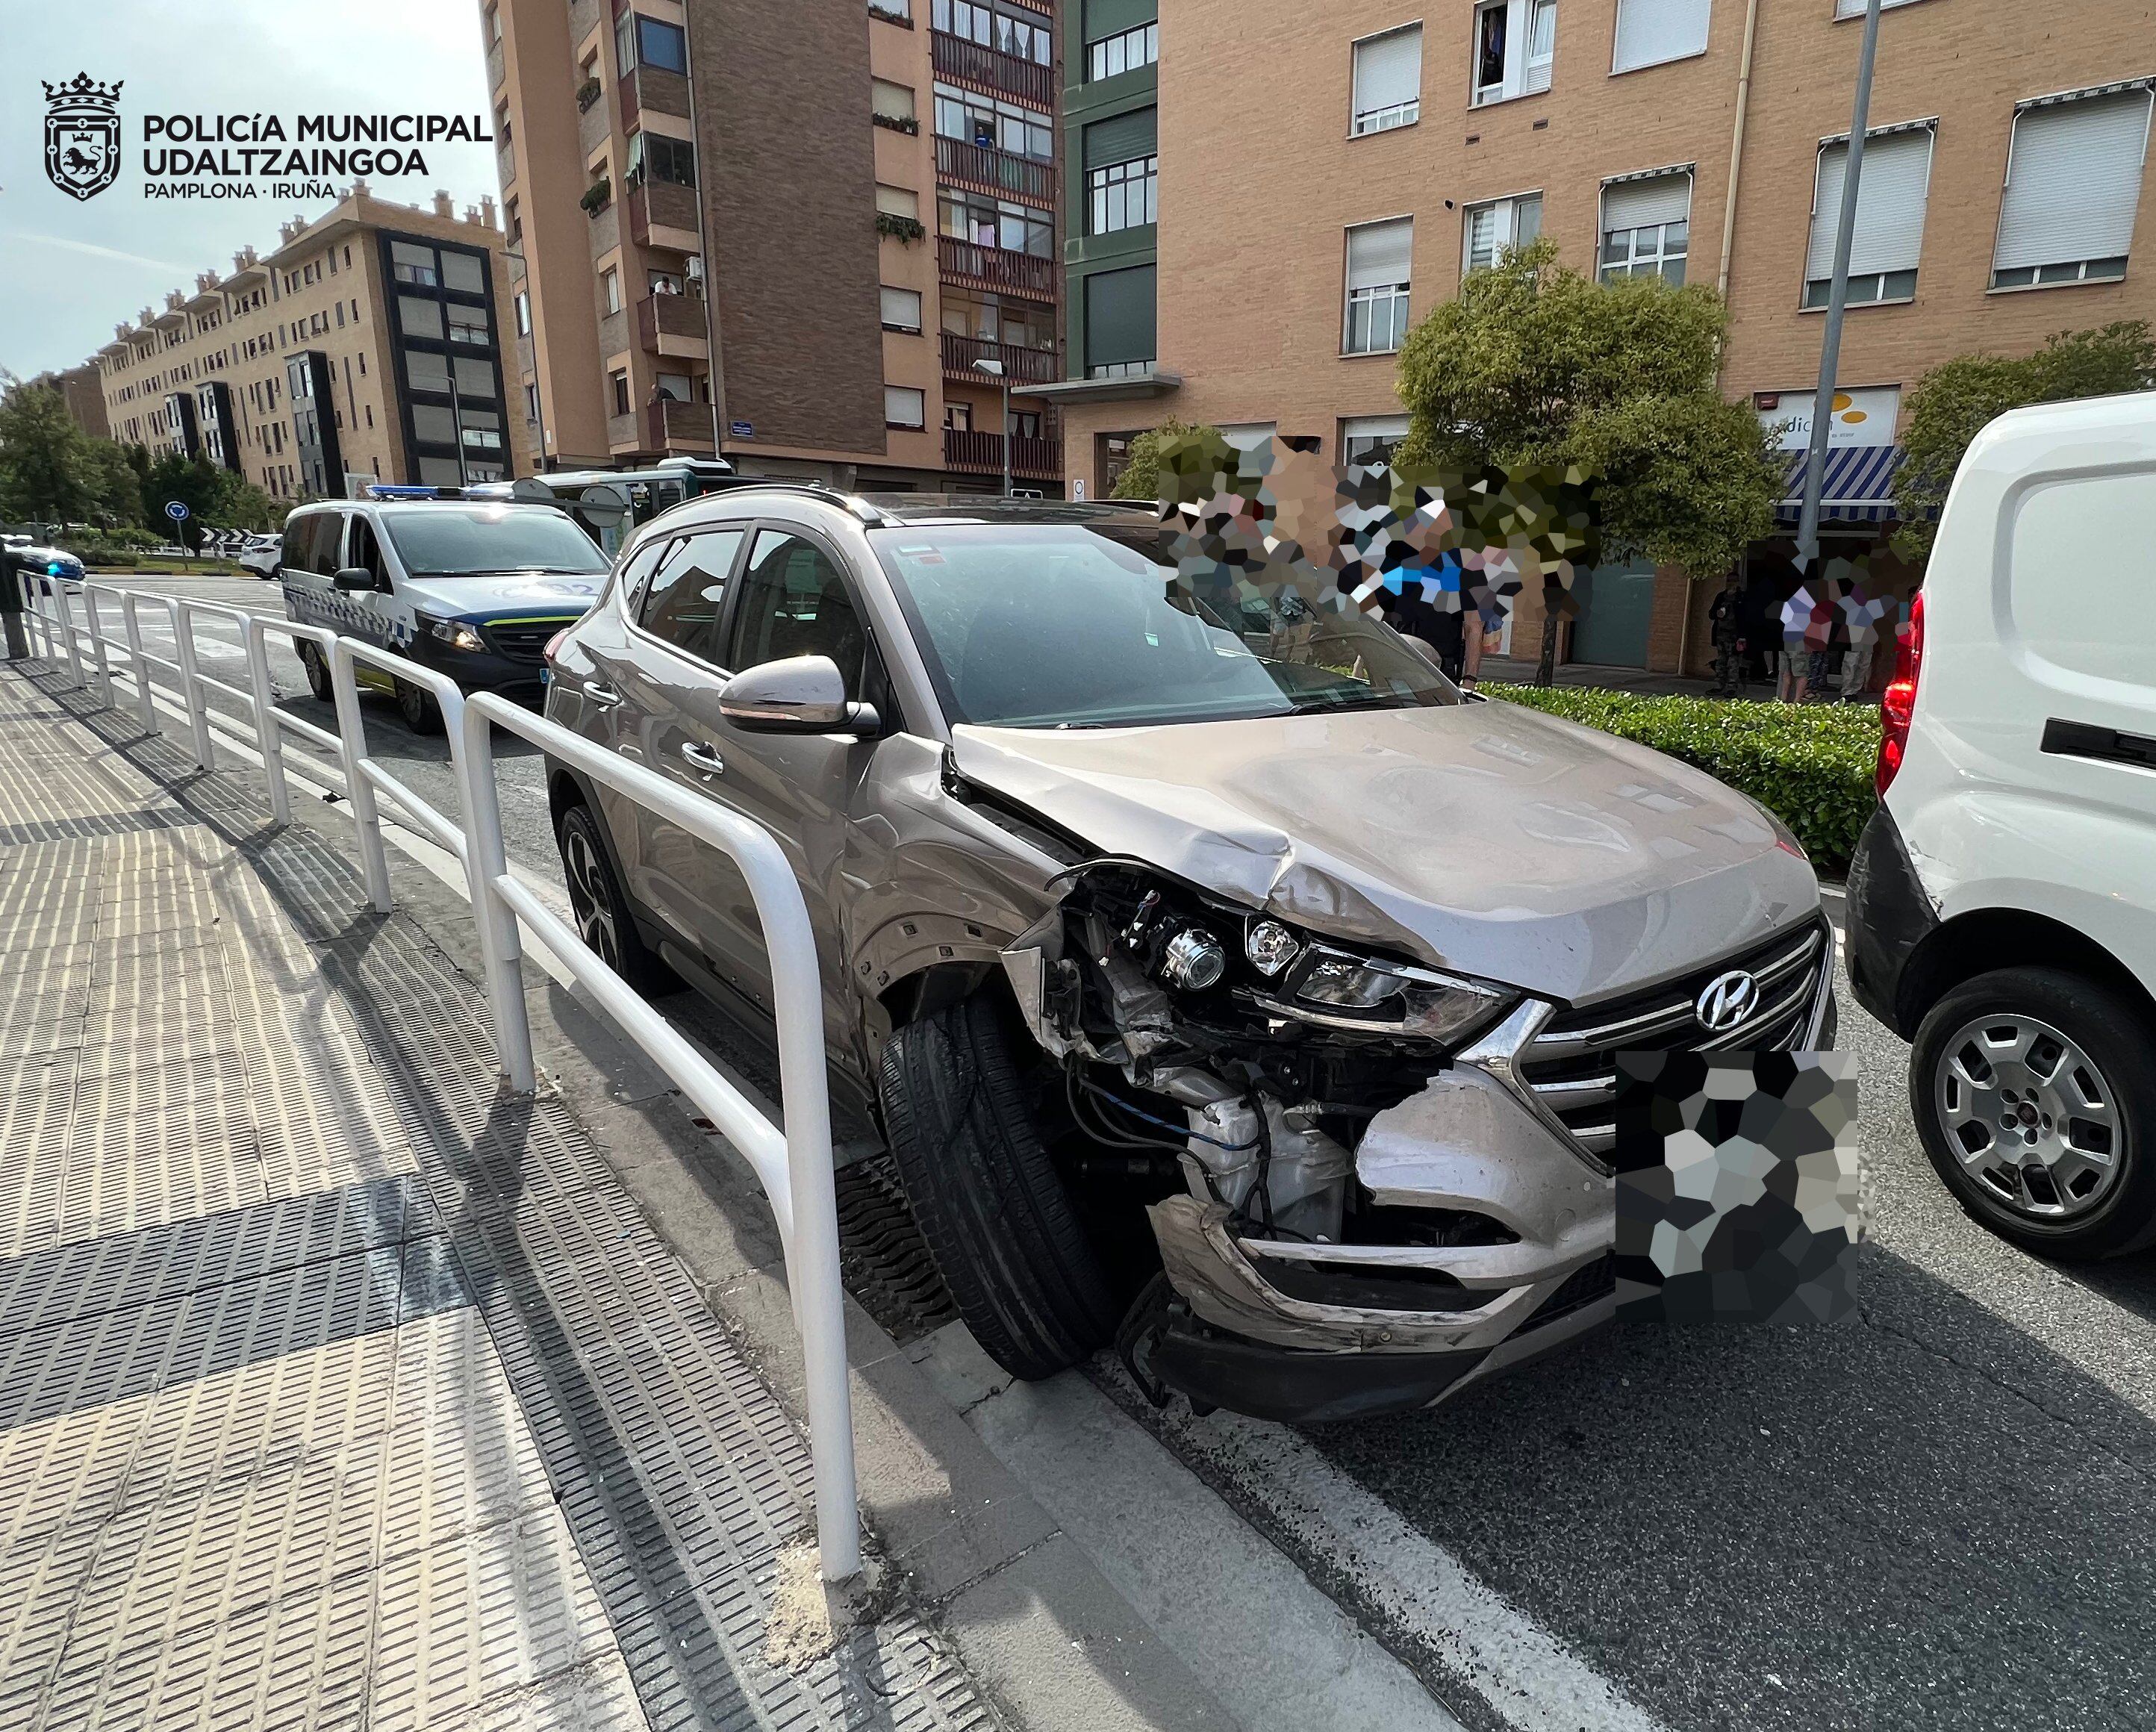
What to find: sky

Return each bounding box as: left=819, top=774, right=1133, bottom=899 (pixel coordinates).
left=1, top=0, right=498, bottom=381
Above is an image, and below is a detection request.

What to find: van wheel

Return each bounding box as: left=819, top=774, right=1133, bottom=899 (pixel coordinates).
left=880, top=995, right=1125, bottom=1379
left=395, top=677, right=443, bottom=735
left=555, top=803, right=675, bottom=993
left=297, top=641, right=333, bottom=703
left=1911, top=966, right=2156, bottom=1259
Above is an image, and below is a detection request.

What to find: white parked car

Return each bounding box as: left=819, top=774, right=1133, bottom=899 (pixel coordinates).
left=1847, top=388, right=2156, bottom=1259
left=237, top=534, right=283, bottom=579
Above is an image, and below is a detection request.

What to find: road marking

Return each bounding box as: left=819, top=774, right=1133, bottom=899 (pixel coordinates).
left=1109, top=1373, right=1674, bottom=1732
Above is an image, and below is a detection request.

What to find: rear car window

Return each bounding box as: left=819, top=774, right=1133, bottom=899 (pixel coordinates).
left=640, top=529, right=745, bottom=661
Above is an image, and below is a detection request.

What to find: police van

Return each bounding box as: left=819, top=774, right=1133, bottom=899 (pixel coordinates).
left=277, top=487, right=611, bottom=732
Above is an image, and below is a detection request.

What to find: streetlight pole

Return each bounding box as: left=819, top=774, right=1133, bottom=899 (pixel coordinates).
left=973, top=356, right=1010, bottom=496
left=502, top=248, right=549, bottom=474
left=1795, top=0, right=1884, bottom=575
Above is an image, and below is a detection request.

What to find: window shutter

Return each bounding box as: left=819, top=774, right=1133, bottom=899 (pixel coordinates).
left=1603, top=172, right=1691, bottom=233
left=873, top=80, right=915, bottom=121
left=1083, top=107, right=1158, bottom=169
left=880, top=287, right=922, bottom=329
left=876, top=184, right=918, bottom=218
left=1834, top=0, right=1920, bottom=16
left=1347, top=218, right=1415, bottom=290
left=1084, top=0, right=1154, bottom=42
left=1611, top=0, right=1710, bottom=73
left=1994, top=90, right=2155, bottom=272
left=1806, top=127, right=1933, bottom=280
left=885, top=385, right=924, bottom=427
left=1352, top=27, right=1422, bottom=117
left=1085, top=264, right=1157, bottom=368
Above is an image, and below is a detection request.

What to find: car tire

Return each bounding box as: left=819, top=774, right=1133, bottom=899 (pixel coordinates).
left=395, top=676, right=443, bottom=735
left=1910, top=965, right=2156, bottom=1260
left=880, top=994, right=1126, bottom=1380
left=298, top=641, right=333, bottom=703
left=555, top=803, right=676, bottom=994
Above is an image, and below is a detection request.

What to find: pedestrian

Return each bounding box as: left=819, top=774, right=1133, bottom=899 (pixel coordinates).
left=1708, top=572, right=1745, bottom=697
left=1778, top=584, right=1814, bottom=703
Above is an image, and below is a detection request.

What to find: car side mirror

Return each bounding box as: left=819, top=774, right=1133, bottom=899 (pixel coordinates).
left=717, top=654, right=880, bottom=735
left=333, top=567, right=373, bottom=592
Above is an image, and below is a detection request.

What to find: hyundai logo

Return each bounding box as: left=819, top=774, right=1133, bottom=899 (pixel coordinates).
left=1695, top=969, right=1760, bottom=1033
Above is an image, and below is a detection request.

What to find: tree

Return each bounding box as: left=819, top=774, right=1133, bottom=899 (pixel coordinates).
left=1109, top=419, right=1224, bottom=500
left=79, top=439, right=145, bottom=529
left=0, top=382, right=93, bottom=524
left=1892, top=322, right=2156, bottom=562
left=1396, top=240, right=1779, bottom=682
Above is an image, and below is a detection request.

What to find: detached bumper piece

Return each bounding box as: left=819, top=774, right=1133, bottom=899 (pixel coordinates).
left=1117, top=1275, right=1485, bottom=1424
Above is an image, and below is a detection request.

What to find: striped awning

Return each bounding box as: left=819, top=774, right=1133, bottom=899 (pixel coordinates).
left=1775, top=445, right=1906, bottom=523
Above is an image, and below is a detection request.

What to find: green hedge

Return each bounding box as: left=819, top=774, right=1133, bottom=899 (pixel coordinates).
left=1487, top=685, right=1881, bottom=874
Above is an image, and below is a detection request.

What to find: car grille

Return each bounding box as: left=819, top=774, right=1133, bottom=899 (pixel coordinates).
left=482, top=617, right=579, bottom=662
left=1516, top=918, right=1830, bottom=1159
left=1518, top=1253, right=1615, bottom=1334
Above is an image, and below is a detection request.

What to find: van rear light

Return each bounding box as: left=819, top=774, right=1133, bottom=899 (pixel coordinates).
left=543, top=628, right=570, bottom=664
left=1875, top=591, right=1925, bottom=797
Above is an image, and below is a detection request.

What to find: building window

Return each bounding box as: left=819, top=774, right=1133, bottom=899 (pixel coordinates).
left=1085, top=263, right=1157, bottom=378
left=1088, top=155, right=1157, bottom=234
left=1462, top=193, right=1541, bottom=275
left=1351, top=25, right=1422, bottom=135
left=885, top=384, right=926, bottom=429
left=1833, top=0, right=1925, bottom=14
left=611, top=370, right=630, bottom=416
left=618, top=14, right=688, bottom=75
left=655, top=370, right=695, bottom=402
left=1600, top=170, right=1692, bottom=284
left=629, top=131, right=697, bottom=187
left=873, top=79, right=916, bottom=125
left=944, top=400, right=972, bottom=432
left=876, top=183, right=920, bottom=220
left=934, top=84, right=1055, bottom=160
left=939, top=190, right=1054, bottom=256
left=880, top=286, right=924, bottom=331
left=390, top=241, right=438, bottom=287
left=1803, top=123, right=1934, bottom=307
left=448, top=305, right=492, bottom=345
left=936, top=0, right=1054, bottom=66
left=1991, top=87, right=2153, bottom=290
left=514, top=290, right=531, bottom=334
left=1612, top=0, right=1709, bottom=72
left=1342, top=415, right=1411, bottom=467
left=1083, top=0, right=1158, bottom=82
left=602, top=268, right=622, bottom=314
left=526, top=384, right=541, bottom=423
left=1472, top=0, right=1555, bottom=106
left=1344, top=218, right=1414, bottom=355
left=943, top=290, right=1055, bottom=349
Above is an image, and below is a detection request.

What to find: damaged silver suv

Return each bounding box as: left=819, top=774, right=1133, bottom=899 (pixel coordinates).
left=543, top=489, right=1835, bottom=1422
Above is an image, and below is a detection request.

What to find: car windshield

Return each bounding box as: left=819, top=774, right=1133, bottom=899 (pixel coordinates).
left=379, top=507, right=608, bottom=578
left=868, top=522, right=1462, bottom=729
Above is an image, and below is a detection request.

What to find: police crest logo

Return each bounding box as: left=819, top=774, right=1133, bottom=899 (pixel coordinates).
left=43, top=72, right=125, bottom=202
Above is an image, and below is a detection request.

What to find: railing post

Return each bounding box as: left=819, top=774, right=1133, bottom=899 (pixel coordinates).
left=327, top=638, right=394, bottom=913
left=54, top=584, right=84, bottom=689
left=455, top=696, right=538, bottom=1093
left=120, top=594, right=157, bottom=735
left=170, top=598, right=217, bottom=770
left=241, top=614, right=291, bottom=824
left=81, top=588, right=115, bottom=708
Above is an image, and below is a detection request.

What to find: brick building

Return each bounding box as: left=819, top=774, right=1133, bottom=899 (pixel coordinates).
left=485, top=0, right=1068, bottom=491
left=90, top=186, right=531, bottom=500
left=1043, top=0, right=2156, bottom=677
left=27, top=364, right=111, bottom=443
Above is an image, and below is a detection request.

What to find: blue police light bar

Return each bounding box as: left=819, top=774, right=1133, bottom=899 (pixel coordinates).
left=365, top=484, right=467, bottom=500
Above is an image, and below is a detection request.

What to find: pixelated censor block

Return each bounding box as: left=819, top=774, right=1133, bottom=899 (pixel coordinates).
left=1613, top=1051, right=1861, bottom=1324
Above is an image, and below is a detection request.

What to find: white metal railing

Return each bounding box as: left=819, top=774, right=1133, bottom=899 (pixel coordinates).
left=7, top=570, right=861, bottom=1581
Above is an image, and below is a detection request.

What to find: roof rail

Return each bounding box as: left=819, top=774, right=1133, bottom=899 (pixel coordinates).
left=684, top=476, right=892, bottom=526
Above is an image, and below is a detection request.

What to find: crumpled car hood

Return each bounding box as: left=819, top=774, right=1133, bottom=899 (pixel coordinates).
left=401, top=571, right=605, bottom=621
left=949, top=700, right=1820, bottom=1003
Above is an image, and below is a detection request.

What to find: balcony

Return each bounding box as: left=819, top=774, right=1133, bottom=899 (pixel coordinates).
left=938, top=237, right=1056, bottom=299
left=931, top=31, right=1053, bottom=106
left=935, top=135, right=1053, bottom=205
left=940, top=331, right=1059, bottom=387
left=944, top=426, right=1059, bottom=479
left=644, top=397, right=715, bottom=450
left=626, top=176, right=701, bottom=248
left=636, top=290, right=710, bottom=357
left=620, top=65, right=691, bottom=129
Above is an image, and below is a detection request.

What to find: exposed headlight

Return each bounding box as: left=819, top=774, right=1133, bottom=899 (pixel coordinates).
left=1244, top=919, right=1300, bottom=977
left=1160, top=925, right=1228, bottom=991
left=1266, top=944, right=1516, bottom=1044
left=420, top=614, right=487, bottom=653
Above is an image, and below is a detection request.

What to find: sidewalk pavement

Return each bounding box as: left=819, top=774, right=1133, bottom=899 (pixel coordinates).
left=0, top=661, right=1212, bottom=1732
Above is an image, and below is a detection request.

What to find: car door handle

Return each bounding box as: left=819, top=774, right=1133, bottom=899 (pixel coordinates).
left=582, top=679, right=623, bottom=708
left=679, top=741, right=726, bottom=776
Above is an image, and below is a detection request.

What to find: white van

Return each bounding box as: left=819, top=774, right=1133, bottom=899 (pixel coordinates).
left=1847, top=389, right=2156, bottom=1259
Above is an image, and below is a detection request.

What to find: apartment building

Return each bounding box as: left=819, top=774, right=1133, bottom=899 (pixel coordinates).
left=91, top=185, right=532, bottom=500
left=1046, top=0, right=2156, bottom=675
left=27, top=364, right=112, bottom=442
left=485, top=0, right=1066, bottom=491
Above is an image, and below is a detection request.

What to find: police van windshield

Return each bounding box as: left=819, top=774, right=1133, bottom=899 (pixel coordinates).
left=381, top=507, right=608, bottom=578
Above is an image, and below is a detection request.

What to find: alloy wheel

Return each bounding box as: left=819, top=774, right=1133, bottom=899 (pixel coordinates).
left=1933, top=1012, right=2123, bottom=1221
left=562, top=825, right=620, bottom=970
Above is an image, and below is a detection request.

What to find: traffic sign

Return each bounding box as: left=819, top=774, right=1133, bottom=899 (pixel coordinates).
left=164, top=500, right=190, bottom=523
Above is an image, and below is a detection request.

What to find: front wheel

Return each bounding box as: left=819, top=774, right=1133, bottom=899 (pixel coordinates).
left=395, top=676, right=443, bottom=735
left=555, top=803, right=675, bottom=993
left=297, top=640, right=333, bottom=703
left=1910, top=966, right=2156, bottom=1260
left=880, top=995, right=1126, bottom=1380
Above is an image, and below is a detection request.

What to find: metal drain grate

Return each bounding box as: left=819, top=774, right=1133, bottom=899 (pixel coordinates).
left=835, top=1154, right=956, bottom=1344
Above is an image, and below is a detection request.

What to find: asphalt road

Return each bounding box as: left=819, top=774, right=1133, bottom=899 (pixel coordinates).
left=81, top=573, right=2156, bottom=1731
